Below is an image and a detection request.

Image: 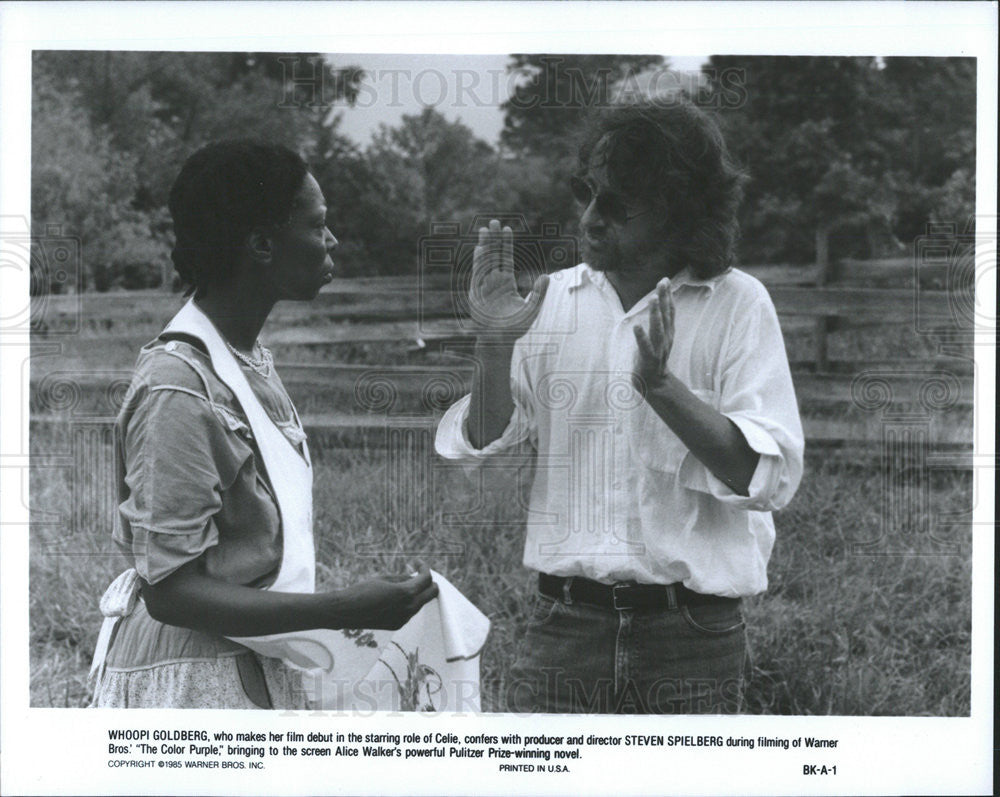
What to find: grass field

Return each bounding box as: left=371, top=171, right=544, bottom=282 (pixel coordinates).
left=28, top=423, right=973, bottom=715
left=26, top=290, right=975, bottom=715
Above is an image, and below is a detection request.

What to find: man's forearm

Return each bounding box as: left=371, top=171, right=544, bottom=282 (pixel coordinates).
left=468, top=337, right=516, bottom=449
left=645, top=373, right=759, bottom=496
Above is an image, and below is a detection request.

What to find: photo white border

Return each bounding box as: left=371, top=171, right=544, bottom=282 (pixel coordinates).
left=1, top=2, right=995, bottom=795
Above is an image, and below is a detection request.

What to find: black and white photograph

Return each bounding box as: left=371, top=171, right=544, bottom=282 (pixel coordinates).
left=1, top=2, right=995, bottom=795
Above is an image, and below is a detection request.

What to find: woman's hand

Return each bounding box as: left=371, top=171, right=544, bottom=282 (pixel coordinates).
left=337, top=563, right=439, bottom=630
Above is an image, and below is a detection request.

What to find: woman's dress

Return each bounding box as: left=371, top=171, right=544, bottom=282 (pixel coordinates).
left=92, top=333, right=309, bottom=709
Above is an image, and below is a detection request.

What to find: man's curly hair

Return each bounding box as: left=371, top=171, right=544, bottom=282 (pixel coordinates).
left=577, top=98, right=747, bottom=279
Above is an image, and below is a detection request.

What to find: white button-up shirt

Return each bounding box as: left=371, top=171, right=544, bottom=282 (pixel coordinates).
left=435, top=264, right=804, bottom=597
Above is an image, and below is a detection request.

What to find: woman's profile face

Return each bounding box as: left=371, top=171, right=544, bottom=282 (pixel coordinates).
left=265, top=173, right=338, bottom=300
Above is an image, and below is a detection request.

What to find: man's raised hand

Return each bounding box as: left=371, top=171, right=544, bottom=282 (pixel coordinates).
left=468, top=219, right=548, bottom=338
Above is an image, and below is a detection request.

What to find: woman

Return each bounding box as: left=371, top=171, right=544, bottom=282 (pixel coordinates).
left=89, top=140, right=438, bottom=709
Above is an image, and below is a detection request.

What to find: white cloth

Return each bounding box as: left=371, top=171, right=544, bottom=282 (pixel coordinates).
left=435, top=264, right=804, bottom=597
left=88, top=569, right=141, bottom=697
left=303, top=570, right=490, bottom=712
left=90, top=567, right=489, bottom=711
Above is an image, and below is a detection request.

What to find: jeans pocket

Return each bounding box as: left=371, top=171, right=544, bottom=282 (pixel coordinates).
left=528, top=593, right=564, bottom=627
left=681, top=601, right=744, bottom=636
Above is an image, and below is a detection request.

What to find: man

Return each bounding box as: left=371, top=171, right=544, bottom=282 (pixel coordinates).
left=435, top=99, right=804, bottom=714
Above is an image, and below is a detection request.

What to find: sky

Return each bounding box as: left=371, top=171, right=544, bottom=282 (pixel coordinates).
left=328, top=53, right=708, bottom=147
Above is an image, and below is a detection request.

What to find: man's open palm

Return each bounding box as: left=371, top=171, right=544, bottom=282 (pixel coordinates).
left=468, top=219, right=548, bottom=337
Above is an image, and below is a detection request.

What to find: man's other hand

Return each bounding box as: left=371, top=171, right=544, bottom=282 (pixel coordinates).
left=632, top=278, right=675, bottom=394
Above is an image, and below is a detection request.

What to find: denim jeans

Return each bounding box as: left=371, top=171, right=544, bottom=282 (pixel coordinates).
left=505, top=590, right=747, bottom=714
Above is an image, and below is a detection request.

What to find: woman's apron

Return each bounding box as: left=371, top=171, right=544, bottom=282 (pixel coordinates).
left=90, top=299, right=488, bottom=711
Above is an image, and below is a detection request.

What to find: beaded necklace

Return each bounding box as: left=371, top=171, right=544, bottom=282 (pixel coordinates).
left=224, top=339, right=273, bottom=378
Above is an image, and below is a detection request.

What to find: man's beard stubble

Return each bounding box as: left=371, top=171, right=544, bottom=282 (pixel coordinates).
left=580, top=233, right=671, bottom=278
left=580, top=236, right=620, bottom=273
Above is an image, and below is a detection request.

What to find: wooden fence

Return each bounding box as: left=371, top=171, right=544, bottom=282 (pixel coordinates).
left=30, top=259, right=974, bottom=462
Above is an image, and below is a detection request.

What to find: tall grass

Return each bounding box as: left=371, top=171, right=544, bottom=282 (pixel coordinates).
left=29, top=421, right=971, bottom=715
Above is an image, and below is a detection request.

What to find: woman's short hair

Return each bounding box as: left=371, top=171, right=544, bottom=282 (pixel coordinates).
left=577, top=98, right=747, bottom=279
left=168, top=140, right=309, bottom=296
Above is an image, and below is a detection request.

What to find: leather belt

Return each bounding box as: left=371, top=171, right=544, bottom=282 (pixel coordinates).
left=538, top=573, right=737, bottom=612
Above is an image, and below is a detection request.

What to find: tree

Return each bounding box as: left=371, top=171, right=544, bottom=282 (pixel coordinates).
left=31, top=51, right=364, bottom=289
left=369, top=107, right=496, bottom=221
left=878, top=57, right=976, bottom=241
left=700, top=56, right=976, bottom=264
left=312, top=108, right=503, bottom=276
left=500, top=54, right=666, bottom=159
left=31, top=65, right=168, bottom=291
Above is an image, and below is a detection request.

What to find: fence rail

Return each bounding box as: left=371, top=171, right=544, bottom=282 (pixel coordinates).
left=27, top=412, right=974, bottom=468
left=29, top=262, right=975, bottom=457
left=38, top=284, right=955, bottom=325
left=30, top=361, right=976, bottom=412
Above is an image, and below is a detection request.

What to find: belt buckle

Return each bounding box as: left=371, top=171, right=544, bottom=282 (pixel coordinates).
left=612, top=583, right=633, bottom=611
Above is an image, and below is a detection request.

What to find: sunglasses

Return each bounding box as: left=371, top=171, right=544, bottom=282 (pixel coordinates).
left=570, top=176, right=653, bottom=225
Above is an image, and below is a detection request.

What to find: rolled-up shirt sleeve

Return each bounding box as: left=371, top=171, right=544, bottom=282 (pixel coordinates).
left=678, top=292, right=804, bottom=511
left=434, top=393, right=531, bottom=459
left=118, top=387, right=246, bottom=583
left=434, top=341, right=536, bottom=462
